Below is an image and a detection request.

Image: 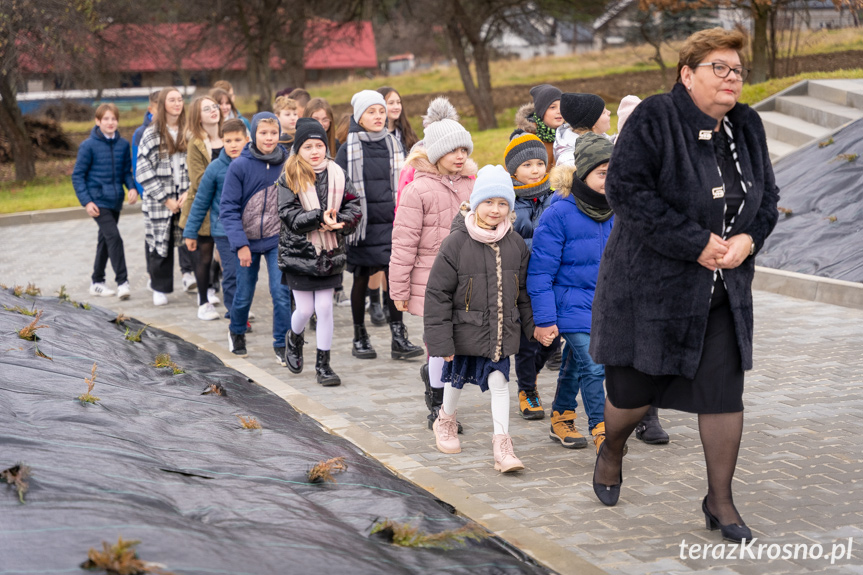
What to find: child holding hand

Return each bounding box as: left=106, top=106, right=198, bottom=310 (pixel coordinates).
left=278, top=119, right=362, bottom=386
left=424, top=165, right=540, bottom=474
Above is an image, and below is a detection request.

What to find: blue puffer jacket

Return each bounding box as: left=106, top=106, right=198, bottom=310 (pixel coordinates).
left=335, top=118, right=397, bottom=268
left=72, top=126, right=136, bottom=212
left=527, top=191, right=613, bottom=333
left=184, top=148, right=233, bottom=239
left=220, top=113, right=288, bottom=254
left=513, top=190, right=553, bottom=251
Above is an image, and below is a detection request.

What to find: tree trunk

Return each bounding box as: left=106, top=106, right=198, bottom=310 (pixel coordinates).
left=749, top=5, right=770, bottom=84
left=0, top=73, right=37, bottom=181
left=445, top=21, right=497, bottom=130
left=471, top=40, right=498, bottom=130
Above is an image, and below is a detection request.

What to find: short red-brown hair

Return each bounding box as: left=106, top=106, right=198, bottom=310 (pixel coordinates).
left=677, top=27, right=747, bottom=83
left=95, top=103, right=120, bottom=121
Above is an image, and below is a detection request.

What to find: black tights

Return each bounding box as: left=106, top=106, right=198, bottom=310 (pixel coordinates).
left=194, top=237, right=215, bottom=306
left=595, top=399, right=745, bottom=526
left=351, top=271, right=401, bottom=325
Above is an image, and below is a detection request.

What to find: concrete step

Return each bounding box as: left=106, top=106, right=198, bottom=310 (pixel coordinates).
left=775, top=94, right=863, bottom=129
left=808, top=79, right=863, bottom=110
left=765, top=137, right=797, bottom=162
left=758, top=110, right=833, bottom=147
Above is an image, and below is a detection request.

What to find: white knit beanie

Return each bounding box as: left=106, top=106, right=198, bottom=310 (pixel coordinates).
left=351, top=90, right=386, bottom=124
left=422, top=97, right=473, bottom=165
left=616, top=95, right=642, bottom=135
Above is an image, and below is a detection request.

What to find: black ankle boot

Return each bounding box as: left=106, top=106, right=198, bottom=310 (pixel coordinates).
left=285, top=329, right=305, bottom=374
left=368, top=288, right=386, bottom=326
left=390, top=321, right=423, bottom=360
left=315, top=349, right=341, bottom=386
left=635, top=406, right=669, bottom=444
left=352, top=324, right=377, bottom=359
left=421, top=363, right=463, bottom=434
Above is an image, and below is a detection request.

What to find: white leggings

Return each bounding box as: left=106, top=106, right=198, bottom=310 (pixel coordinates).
left=290, top=289, right=334, bottom=351
left=442, top=370, right=509, bottom=435
left=428, top=356, right=446, bottom=389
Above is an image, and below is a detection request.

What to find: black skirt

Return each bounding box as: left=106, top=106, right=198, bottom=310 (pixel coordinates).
left=281, top=272, right=341, bottom=292
left=605, top=278, right=745, bottom=414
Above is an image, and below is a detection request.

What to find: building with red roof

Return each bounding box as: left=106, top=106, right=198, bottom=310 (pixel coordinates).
left=19, top=20, right=378, bottom=94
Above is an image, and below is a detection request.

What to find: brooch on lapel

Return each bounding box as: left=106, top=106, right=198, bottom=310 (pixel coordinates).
left=699, top=130, right=713, bottom=141
left=712, top=187, right=725, bottom=199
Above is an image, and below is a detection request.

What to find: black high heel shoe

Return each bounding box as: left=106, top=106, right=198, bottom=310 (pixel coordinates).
left=702, top=496, right=752, bottom=542
left=592, top=442, right=622, bottom=506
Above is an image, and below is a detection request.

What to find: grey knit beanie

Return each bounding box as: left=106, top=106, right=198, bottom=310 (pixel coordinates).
left=530, top=84, right=562, bottom=120
left=470, top=165, right=516, bottom=212
left=351, top=90, right=386, bottom=124
left=422, top=97, right=473, bottom=165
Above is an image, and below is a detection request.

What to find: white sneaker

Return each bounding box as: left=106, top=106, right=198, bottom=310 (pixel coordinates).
left=117, top=281, right=131, bottom=300
left=248, top=311, right=256, bottom=321
left=198, top=302, right=220, bottom=320
left=182, top=272, right=197, bottom=293
left=207, top=288, right=220, bottom=306
left=335, top=290, right=351, bottom=307
left=153, top=291, right=168, bottom=306
left=89, top=282, right=116, bottom=297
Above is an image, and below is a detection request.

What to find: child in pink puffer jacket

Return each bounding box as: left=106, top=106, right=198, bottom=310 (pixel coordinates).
left=389, top=97, right=476, bottom=432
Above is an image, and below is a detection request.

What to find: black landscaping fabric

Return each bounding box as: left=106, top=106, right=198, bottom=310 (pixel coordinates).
left=0, top=289, right=551, bottom=575
left=756, top=118, right=863, bottom=282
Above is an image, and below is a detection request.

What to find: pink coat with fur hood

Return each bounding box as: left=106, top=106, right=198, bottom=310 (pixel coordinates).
left=389, top=152, right=477, bottom=317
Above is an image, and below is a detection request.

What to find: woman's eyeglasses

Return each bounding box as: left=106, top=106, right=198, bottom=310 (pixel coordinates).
left=201, top=106, right=219, bottom=113
left=696, top=62, right=750, bottom=82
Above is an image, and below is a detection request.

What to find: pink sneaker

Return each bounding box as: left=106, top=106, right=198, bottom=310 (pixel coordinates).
left=493, top=434, right=524, bottom=473
left=433, top=407, right=461, bottom=453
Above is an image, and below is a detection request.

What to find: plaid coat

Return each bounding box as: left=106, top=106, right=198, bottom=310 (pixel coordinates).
left=136, top=125, right=190, bottom=257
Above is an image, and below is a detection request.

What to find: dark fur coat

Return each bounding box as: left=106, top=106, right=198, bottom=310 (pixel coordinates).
left=589, top=83, right=780, bottom=378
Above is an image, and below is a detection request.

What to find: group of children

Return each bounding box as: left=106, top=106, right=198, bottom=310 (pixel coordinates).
left=72, top=79, right=670, bottom=473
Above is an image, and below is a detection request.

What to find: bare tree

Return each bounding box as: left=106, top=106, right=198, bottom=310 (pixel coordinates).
left=640, top=0, right=863, bottom=84
left=0, top=0, right=102, bottom=181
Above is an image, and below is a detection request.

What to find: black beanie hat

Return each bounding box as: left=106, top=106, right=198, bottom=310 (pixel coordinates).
left=292, top=117, right=328, bottom=154
left=560, top=93, right=606, bottom=130
left=529, top=84, right=562, bottom=121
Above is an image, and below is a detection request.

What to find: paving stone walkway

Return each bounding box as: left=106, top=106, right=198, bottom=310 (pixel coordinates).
left=2, top=213, right=862, bottom=574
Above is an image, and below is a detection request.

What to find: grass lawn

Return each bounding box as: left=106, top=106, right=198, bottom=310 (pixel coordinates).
left=0, top=176, right=78, bottom=214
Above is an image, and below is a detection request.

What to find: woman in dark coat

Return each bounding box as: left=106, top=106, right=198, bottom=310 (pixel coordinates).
left=335, top=90, right=422, bottom=362
left=589, top=28, right=780, bottom=543
left=279, top=119, right=362, bottom=386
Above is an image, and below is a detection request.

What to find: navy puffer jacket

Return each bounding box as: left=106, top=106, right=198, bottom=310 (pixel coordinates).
left=72, top=126, right=136, bottom=211
left=335, top=119, right=397, bottom=268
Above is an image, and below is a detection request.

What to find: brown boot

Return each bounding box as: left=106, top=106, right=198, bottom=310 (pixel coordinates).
left=549, top=410, right=588, bottom=449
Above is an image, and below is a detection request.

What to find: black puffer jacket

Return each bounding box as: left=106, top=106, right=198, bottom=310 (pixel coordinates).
left=277, top=166, right=362, bottom=278
left=335, top=118, right=397, bottom=268
left=424, top=206, right=536, bottom=360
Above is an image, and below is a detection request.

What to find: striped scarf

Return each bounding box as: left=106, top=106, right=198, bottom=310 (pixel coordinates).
left=345, top=128, right=404, bottom=245
left=297, top=161, right=346, bottom=255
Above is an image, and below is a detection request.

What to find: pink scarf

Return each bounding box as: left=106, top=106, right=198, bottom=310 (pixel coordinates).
left=297, top=160, right=346, bottom=254
left=464, top=210, right=511, bottom=244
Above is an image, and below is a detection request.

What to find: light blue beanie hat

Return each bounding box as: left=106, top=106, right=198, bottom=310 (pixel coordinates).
left=470, top=165, right=516, bottom=212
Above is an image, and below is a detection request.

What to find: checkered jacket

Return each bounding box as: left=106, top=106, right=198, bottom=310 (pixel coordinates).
left=136, top=125, right=190, bottom=257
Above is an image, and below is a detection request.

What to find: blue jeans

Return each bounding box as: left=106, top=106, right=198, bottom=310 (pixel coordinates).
left=213, top=236, right=238, bottom=315
left=551, top=332, right=605, bottom=431
left=229, top=246, right=291, bottom=347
